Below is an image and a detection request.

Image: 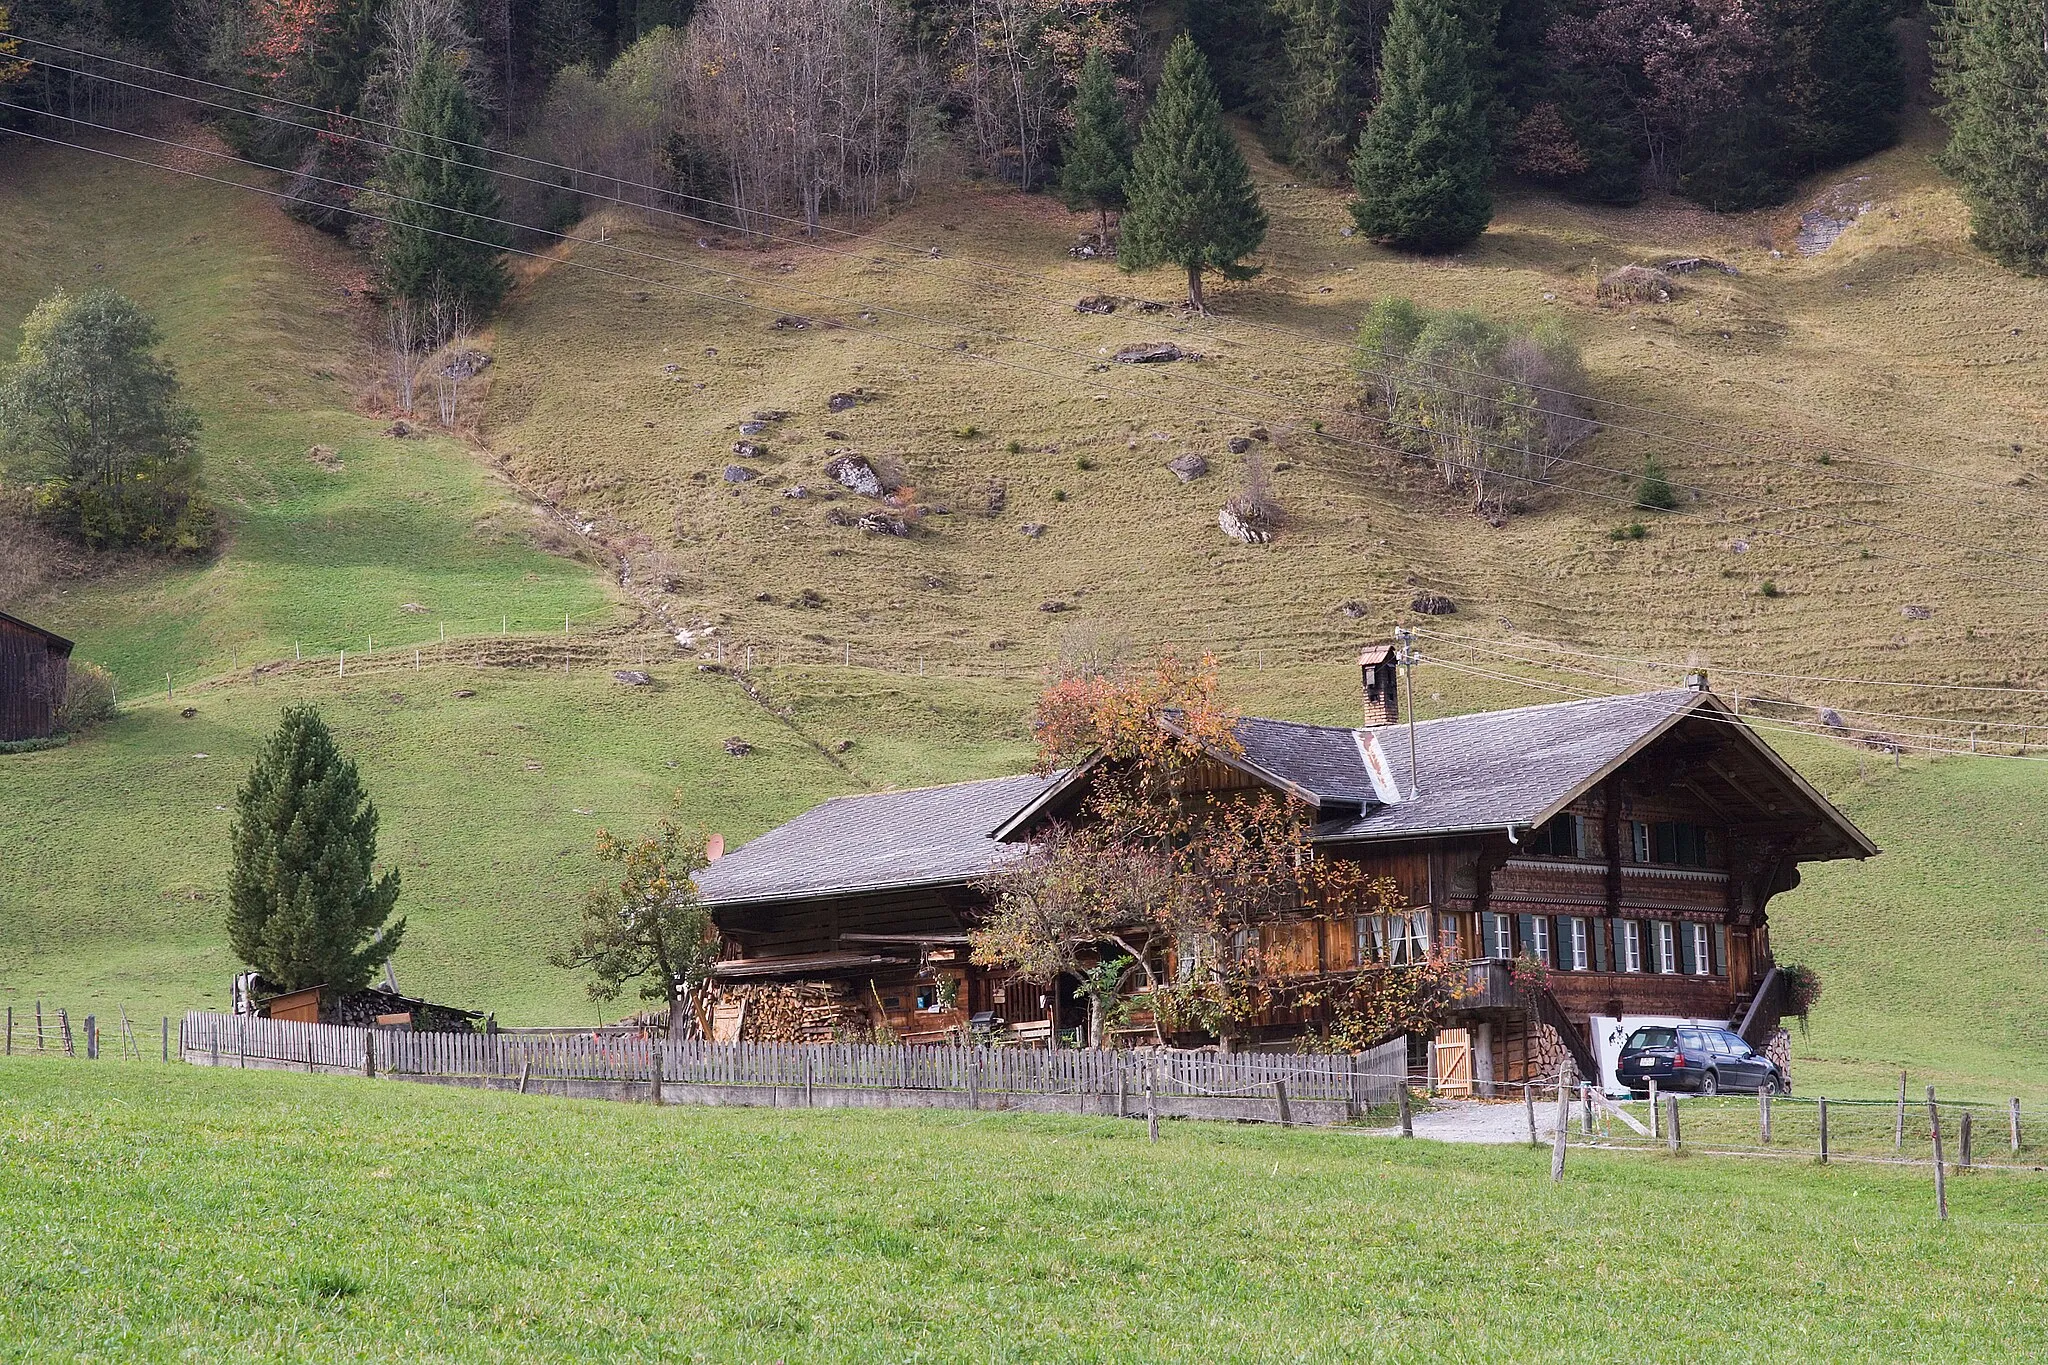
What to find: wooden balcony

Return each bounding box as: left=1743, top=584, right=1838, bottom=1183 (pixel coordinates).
left=1459, top=958, right=1521, bottom=1012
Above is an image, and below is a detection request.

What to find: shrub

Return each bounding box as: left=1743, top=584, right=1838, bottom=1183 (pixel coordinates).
left=1006, top=439, right=1023, bottom=454
left=1354, top=296, right=1596, bottom=516
left=1610, top=522, right=1647, bottom=541
left=1760, top=579, right=1781, bottom=597
left=1597, top=266, right=1676, bottom=304
left=1075, top=455, right=1096, bottom=471
left=1052, top=489, right=1069, bottom=502
left=58, top=661, right=117, bottom=733
left=954, top=424, right=982, bottom=439
left=1634, top=455, right=1679, bottom=510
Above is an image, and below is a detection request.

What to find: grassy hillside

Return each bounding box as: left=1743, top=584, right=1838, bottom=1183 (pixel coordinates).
left=4, top=1057, right=2044, bottom=1363
left=485, top=110, right=2048, bottom=731
left=0, top=137, right=614, bottom=691
left=0, top=663, right=1031, bottom=1024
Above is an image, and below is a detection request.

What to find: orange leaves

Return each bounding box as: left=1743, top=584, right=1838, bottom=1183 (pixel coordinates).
left=1031, top=649, right=1238, bottom=774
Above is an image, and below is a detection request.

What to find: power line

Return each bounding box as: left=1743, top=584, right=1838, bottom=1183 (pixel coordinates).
left=9, top=30, right=2039, bottom=503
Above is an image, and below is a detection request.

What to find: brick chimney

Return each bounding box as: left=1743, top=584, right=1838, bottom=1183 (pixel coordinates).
left=1360, top=643, right=1400, bottom=726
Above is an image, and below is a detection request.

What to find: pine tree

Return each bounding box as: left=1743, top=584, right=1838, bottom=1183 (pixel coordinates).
left=1120, top=33, right=1269, bottom=313
left=1349, top=0, right=1493, bottom=253
left=227, top=705, right=404, bottom=998
left=1270, top=0, right=1364, bottom=181
left=1935, top=0, right=2048, bottom=271
left=378, top=46, right=510, bottom=334
left=1060, top=48, right=1133, bottom=237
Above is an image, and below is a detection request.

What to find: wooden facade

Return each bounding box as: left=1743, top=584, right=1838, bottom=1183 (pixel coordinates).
left=0, top=611, right=73, bottom=742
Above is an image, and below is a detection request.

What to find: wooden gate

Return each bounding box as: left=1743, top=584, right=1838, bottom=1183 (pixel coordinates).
left=1434, top=1028, right=1474, bottom=1097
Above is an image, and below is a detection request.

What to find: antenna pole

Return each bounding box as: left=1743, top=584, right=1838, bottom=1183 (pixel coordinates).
left=1396, top=626, right=1419, bottom=799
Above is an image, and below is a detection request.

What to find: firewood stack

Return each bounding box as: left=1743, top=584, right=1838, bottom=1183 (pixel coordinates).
left=723, top=981, right=862, bottom=1043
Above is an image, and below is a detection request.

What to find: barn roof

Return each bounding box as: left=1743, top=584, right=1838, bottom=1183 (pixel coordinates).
left=694, top=771, right=1062, bottom=907
left=0, top=611, right=75, bottom=655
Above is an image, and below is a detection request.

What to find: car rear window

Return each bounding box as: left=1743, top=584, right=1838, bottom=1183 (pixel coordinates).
left=1625, top=1027, right=1675, bottom=1050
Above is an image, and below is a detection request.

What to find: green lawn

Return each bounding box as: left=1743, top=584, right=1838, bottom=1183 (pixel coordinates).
left=0, top=142, right=614, bottom=691
left=1, top=1057, right=2042, bottom=1363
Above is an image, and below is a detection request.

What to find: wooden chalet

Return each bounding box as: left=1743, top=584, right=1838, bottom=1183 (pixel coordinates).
left=695, top=655, right=1876, bottom=1086
left=0, top=610, right=74, bottom=743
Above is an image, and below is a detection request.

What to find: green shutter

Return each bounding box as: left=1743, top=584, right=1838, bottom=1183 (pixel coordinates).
left=1714, top=925, right=1728, bottom=977
left=1593, top=917, right=1609, bottom=972
left=1516, top=914, right=1534, bottom=961
left=1680, top=922, right=1699, bottom=975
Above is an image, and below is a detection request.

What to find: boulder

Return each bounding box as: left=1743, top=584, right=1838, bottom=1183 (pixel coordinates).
left=1901, top=604, right=1932, bottom=620
left=724, top=737, right=755, bottom=756
left=1219, top=507, right=1273, bottom=544
left=825, top=452, right=884, bottom=497
left=1227, top=436, right=1251, bottom=454
left=856, top=512, right=913, bottom=537
left=738, top=420, right=767, bottom=436
left=1410, top=592, right=1457, bottom=616
left=1115, top=341, right=1184, bottom=364
left=827, top=392, right=859, bottom=412
left=1339, top=599, right=1369, bottom=619
left=731, top=441, right=767, bottom=459
left=612, top=670, right=653, bottom=686
left=771, top=315, right=810, bottom=330
left=723, top=464, right=760, bottom=483
left=1166, top=453, right=1208, bottom=483
left=1020, top=522, right=1048, bottom=538
left=1074, top=294, right=1118, bottom=315
left=385, top=419, right=414, bottom=438
left=1249, top=426, right=1269, bottom=441
left=440, top=347, right=491, bottom=379
left=782, top=484, right=810, bottom=499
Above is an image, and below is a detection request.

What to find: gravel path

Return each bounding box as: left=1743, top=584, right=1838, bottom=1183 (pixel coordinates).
left=1366, top=1097, right=1565, bottom=1144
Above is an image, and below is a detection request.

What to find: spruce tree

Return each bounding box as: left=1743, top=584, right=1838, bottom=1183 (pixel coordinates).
left=1060, top=48, right=1133, bottom=237
left=1349, top=0, right=1493, bottom=253
left=1271, top=0, right=1364, bottom=181
left=378, top=47, right=510, bottom=334
left=227, top=705, right=404, bottom=997
left=1120, top=33, right=1269, bottom=313
left=1934, top=0, right=2048, bottom=271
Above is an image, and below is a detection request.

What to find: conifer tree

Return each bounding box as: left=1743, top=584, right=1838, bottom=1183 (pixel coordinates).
left=1349, top=0, right=1493, bottom=253
left=1935, top=0, right=2048, bottom=271
left=1270, top=0, right=1364, bottom=181
left=1120, top=33, right=1269, bottom=313
left=227, top=705, right=404, bottom=997
left=1060, top=47, right=1133, bottom=237
left=378, top=46, right=510, bottom=335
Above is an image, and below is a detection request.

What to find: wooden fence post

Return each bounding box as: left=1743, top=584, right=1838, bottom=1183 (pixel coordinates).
left=1146, top=1062, right=1159, bottom=1143
left=1760, top=1090, right=1772, bottom=1145
left=1115, top=1060, right=1126, bottom=1118
left=1581, top=1083, right=1594, bottom=1136
left=1666, top=1095, right=1681, bottom=1153
left=161, top=1016, right=169, bottom=1064
left=36, top=1000, right=44, bottom=1052
left=1927, top=1087, right=1947, bottom=1221
left=305, top=1038, right=314, bottom=1073
left=1959, top=1110, right=1972, bottom=1171
left=1348, top=1054, right=1363, bottom=1121
left=1396, top=1081, right=1411, bottom=1137
left=967, top=1049, right=980, bottom=1112
left=85, top=1015, right=97, bottom=1060
left=364, top=1031, right=376, bottom=1079
left=5, top=1005, right=11, bottom=1055
left=59, top=1010, right=74, bottom=1058
left=1648, top=1079, right=1659, bottom=1139
left=2012, top=1098, right=2022, bottom=1155
left=1818, top=1096, right=1829, bottom=1163
left=1551, top=1075, right=1570, bottom=1182
left=651, top=1043, right=663, bottom=1106
left=1893, top=1071, right=1907, bottom=1150
left=518, top=1059, right=531, bottom=1094
left=1275, top=1078, right=1293, bottom=1129
left=803, top=1049, right=815, bottom=1108
left=1524, top=1082, right=1537, bottom=1146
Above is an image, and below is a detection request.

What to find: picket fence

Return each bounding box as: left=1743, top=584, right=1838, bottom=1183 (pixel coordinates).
left=180, top=1012, right=1410, bottom=1123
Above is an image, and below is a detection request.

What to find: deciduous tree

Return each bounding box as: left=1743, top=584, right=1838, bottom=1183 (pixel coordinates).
left=228, top=705, right=405, bottom=997
left=1118, top=33, right=1268, bottom=313
left=552, top=812, right=718, bottom=1037
left=0, top=288, right=213, bottom=551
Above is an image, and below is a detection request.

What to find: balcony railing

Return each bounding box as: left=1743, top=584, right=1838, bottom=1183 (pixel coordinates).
left=1460, top=958, right=1521, bottom=1011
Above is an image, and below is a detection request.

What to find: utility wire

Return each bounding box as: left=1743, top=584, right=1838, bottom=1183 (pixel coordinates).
left=8, top=30, right=2039, bottom=501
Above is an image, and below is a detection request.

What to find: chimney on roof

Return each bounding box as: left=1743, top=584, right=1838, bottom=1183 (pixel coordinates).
left=1360, top=642, right=1400, bottom=726
left=1685, top=669, right=1709, bottom=693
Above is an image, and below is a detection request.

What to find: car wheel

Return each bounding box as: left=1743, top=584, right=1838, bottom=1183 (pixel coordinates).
left=1699, top=1070, right=1719, bottom=1097
left=1758, top=1072, right=1779, bottom=1097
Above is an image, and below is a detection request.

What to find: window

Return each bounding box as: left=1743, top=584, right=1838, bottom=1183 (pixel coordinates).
left=1529, top=813, right=1585, bottom=858
left=1690, top=923, right=1711, bottom=976
left=1569, top=917, right=1589, bottom=972
left=1437, top=913, right=1461, bottom=956
left=1486, top=912, right=1513, bottom=961
left=1528, top=915, right=1550, bottom=965
left=1623, top=921, right=1642, bottom=973
left=1353, top=915, right=1373, bottom=966
left=1358, top=912, right=1430, bottom=965
left=1656, top=921, right=1677, bottom=974
left=1632, top=820, right=1714, bottom=867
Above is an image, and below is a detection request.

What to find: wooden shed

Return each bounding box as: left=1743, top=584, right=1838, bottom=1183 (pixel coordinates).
left=0, top=610, right=74, bottom=742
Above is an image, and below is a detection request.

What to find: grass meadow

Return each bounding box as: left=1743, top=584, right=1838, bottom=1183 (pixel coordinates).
left=2, top=1056, right=2044, bottom=1364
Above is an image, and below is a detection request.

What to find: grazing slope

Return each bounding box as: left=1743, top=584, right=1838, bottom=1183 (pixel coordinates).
left=2, top=1057, right=2044, bottom=1362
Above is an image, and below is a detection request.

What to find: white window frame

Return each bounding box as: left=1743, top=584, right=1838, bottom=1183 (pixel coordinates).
left=1570, top=917, right=1589, bottom=972
left=1690, top=923, right=1711, bottom=976
left=1437, top=913, right=1460, bottom=956
left=1632, top=821, right=1651, bottom=863
left=1623, top=921, right=1642, bottom=973
left=1491, top=913, right=1513, bottom=961
left=1354, top=914, right=1373, bottom=965
left=1657, top=921, right=1677, bottom=974
left=1527, top=916, right=1550, bottom=965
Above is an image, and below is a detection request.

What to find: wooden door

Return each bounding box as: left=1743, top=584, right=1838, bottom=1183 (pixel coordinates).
left=1435, top=1028, right=1474, bottom=1097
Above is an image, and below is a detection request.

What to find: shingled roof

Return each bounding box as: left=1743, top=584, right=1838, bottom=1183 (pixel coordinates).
left=695, top=771, right=1061, bottom=906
